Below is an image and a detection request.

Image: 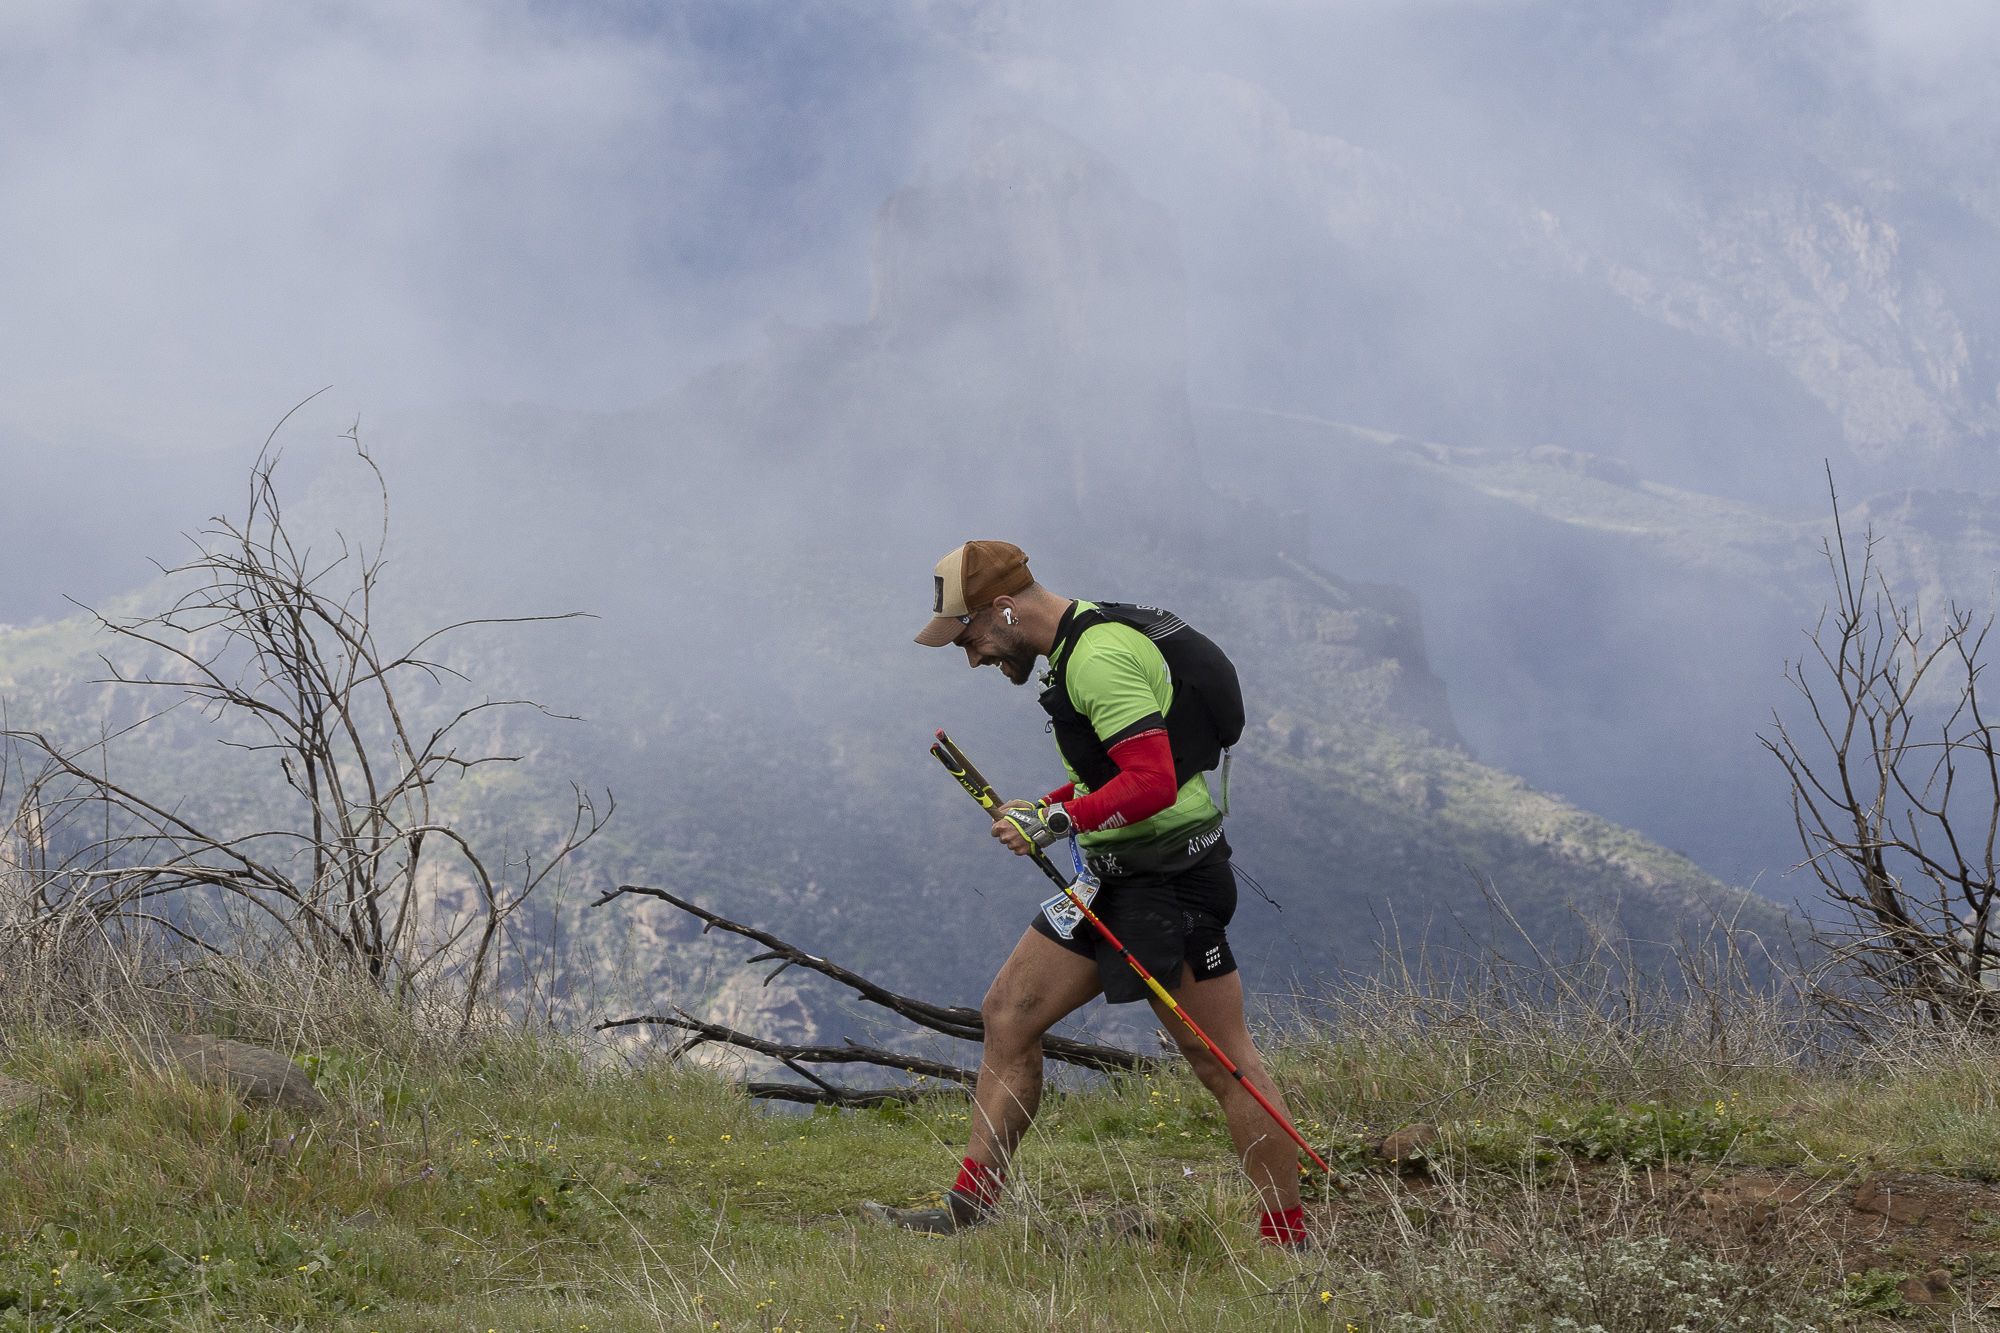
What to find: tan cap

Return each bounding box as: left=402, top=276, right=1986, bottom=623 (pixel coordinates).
left=914, top=540, right=1033, bottom=646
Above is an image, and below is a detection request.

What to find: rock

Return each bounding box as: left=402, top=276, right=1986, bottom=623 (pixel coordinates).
left=153, top=1036, right=330, bottom=1114
left=1852, top=1176, right=1928, bottom=1225
left=1098, top=1205, right=1160, bottom=1242
left=0, top=1073, right=45, bottom=1115
left=1699, top=1190, right=1772, bottom=1228
left=1896, top=1270, right=1952, bottom=1306
left=1374, top=1123, right=1440, bottom=1172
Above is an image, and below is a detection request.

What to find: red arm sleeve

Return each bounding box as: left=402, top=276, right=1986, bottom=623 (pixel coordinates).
left=1061, top=729, right=1177, bottom=834
left=1041, top=781, right=1077, bottom=806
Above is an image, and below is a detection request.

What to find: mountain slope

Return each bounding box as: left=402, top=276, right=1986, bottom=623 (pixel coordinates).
left=0, top=123, right=1790, bottom=1040
left=1206, top=402, right=2000, bottom=896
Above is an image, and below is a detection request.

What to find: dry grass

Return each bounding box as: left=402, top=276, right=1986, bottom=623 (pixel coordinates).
left=7, top=825, right=2000, bottom=1327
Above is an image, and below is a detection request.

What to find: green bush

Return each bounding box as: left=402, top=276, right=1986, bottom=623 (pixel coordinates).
left=1536, top=1097, right=1770, bottom=1165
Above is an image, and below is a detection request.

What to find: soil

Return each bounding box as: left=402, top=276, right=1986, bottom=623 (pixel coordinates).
left=1330, top=1160, right=2000, bottom=1322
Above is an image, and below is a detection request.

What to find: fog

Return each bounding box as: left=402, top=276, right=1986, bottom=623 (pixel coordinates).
left=7, top=0, right=2000, bottom=947
left=10, top=2, right=1994, bottom=468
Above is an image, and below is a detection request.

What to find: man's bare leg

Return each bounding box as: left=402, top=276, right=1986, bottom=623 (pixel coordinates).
left=1147, top=969, right=1304, bottom=1219
left=864, top=929, right=1099, bottom=1233
left=966, top=928, right=1103, bottom=1172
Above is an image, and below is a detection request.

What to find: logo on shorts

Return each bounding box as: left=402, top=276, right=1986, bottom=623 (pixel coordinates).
left=1203, top=945, right=1223, bottom=972
left=1186, top=827, right=1224, bottom=858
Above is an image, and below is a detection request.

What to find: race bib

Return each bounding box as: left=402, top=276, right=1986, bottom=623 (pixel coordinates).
left=1040, top=879, right=1098, bottom=940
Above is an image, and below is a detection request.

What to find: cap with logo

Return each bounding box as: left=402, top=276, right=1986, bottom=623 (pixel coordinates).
left=914, top=540, right=1033, bottom=646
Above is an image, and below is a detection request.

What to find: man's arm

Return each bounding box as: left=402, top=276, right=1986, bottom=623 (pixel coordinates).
left=1059, top=727, right=1176, bottom=832
left=994, top=727, right=1177, bottom=854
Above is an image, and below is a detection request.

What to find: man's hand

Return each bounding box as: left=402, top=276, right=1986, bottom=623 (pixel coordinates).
left=990, top=800, right=1035, bottom=856
left=991, top=799, right=1072, bottom=856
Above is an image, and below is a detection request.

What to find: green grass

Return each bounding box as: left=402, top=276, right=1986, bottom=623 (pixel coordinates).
left=9, top=992, right=2000, bottom=1331
left=0, top=1032, right=1300, bottom=1331
left=1, top=918, right=1994, bottom=1331
left=1280, top=1011, right=2000, bottom=1185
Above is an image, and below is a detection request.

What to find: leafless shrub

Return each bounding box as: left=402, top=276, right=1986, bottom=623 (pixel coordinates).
left=2, top=404, right=609, bottom=1034
left=1763, top=471, right=2000, bottom=1031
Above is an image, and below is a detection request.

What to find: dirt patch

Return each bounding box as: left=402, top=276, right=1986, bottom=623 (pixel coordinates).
left=1683, top=1166, right=2000, bottom=1289
left=1319, top=1161, right=2000, bottom=1319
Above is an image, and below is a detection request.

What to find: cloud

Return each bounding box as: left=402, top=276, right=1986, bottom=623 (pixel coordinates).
left=9, top=0, right=2000, bottom=912
left=1851, top=0, right=2000, bottom=132
left=10, top=0, right=1993, bottom=460
left=0, top=1, right=944, bottom=449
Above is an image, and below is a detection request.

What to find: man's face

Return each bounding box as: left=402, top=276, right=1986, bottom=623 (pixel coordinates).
left=955, top=604, right=1038, bottom=685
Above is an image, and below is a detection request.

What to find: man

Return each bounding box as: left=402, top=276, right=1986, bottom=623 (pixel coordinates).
left=862, top=539, right=1307, bottom=1246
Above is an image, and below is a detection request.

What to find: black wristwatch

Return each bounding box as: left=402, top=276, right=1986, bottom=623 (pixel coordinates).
left=1043, top=802, right=1074, bottom=839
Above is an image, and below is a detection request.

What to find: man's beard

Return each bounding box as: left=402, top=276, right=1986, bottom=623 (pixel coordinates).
left=988, top=629, right=1040, bottom=685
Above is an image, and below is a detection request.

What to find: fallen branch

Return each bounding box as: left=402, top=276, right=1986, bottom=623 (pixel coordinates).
left=595, top=883, right=1156, bottom=1075
left=743, top=1082, right=961, bottom=1108
left=597, top=1009, right=979, bottom=1086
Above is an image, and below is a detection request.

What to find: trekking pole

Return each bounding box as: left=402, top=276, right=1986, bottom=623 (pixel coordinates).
left=931, top=729, right=1331, bottom=1174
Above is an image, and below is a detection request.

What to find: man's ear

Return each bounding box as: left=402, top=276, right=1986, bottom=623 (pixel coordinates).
left=992, top=595, right=1017, bottom=625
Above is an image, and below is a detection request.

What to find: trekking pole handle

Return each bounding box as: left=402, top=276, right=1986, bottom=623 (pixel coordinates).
left=932, top=730, right=1071, bottom=892
left=932, top=729, right=1002, bottom=811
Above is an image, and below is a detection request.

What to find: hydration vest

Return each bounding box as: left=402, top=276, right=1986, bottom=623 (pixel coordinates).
left=1038, top=601, right=1245, bottom=792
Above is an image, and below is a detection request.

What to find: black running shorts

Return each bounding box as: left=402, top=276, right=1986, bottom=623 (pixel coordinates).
left=1028, top=834, right=1238, bottom=1004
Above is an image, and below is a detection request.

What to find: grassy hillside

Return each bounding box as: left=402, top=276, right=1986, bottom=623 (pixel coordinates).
left=5, top=966, right=2000, bottom=1331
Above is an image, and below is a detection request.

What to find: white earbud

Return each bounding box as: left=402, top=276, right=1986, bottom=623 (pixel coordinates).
left=1002, top=608, right=1016, bottom=625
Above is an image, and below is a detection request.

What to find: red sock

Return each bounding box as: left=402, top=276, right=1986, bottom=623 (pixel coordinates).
left=1259, top=1204, right=1307, bottom=1246
left=951, top=1156, right=1005, bottom=1209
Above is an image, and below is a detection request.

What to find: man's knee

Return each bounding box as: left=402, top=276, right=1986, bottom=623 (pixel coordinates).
left=1155, top=988, right=1268, bottom=1098
left=980, top=982, right=1053, bottom=1052
left=1174, top=1039, right=1238, bottom=1099
left=978, top=930, right=1100, bottom=1052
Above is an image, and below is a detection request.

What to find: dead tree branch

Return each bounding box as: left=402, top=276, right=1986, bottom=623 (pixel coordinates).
left=742, top=1082, right=952, bottom=1108
left=597, top=1009, right=978, bottom=1086
left=596, top=883, right=1156, bottom=1074
left=3, top=413, right=608, bottom=1029
left=594, top=883, right=1158, bottom=1105
left=1761, top=468, right=2000, bottom=1028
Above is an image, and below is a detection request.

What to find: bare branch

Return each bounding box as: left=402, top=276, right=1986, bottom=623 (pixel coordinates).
left=4, top=426, right=603, bottom=1014
left=595, top=883, right=1158, bottom=1074
left=596, top=1009, right=979, bottom=1085
left=1762, top=472, right=2000, bottom=1027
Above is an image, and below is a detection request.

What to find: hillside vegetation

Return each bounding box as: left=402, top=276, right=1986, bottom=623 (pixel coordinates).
left=4, top=949, right=2000, bottom=1332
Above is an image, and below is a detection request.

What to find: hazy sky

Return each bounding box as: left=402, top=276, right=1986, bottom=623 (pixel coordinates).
left=3, top=3, right=1995, bottom=429
left=1, top=2, right=943, bottom=454
left=7, top=0, right=1996, bottom=462
left=8, top=0, right=1998, bottom=689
